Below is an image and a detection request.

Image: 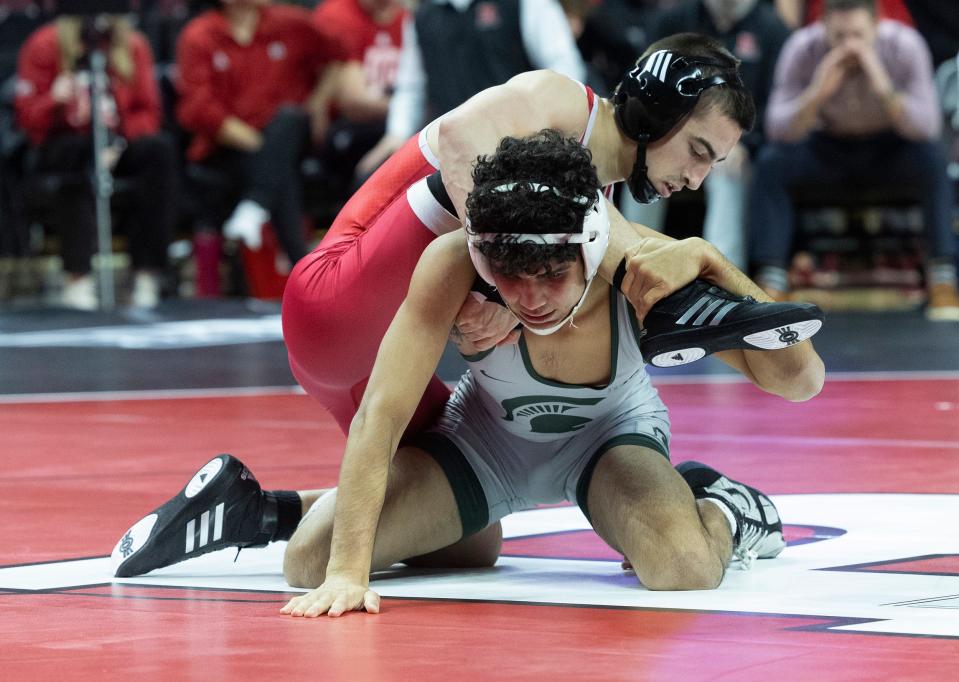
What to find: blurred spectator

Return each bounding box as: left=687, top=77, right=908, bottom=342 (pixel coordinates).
left=619, top=0, right=789, bottom=269
left=749, top=0, right=959, bottom=320
left=357, top=0, right=587, bottom=177
left=774, top=0, right=912, bottom=29
left=575, top=0, right=685, bottom=94
left=175, top=0, right=381, bottom=263
left=15, top=12, right=176, bottom=309
left=312, top=0, right=405, bottom=195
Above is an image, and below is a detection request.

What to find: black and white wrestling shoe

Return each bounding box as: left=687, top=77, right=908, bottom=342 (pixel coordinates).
left=640, top=279, right=823, bottom=368
left=112, top=454, right=276, bottom=577
left=677, top=460, right=785, bottom=569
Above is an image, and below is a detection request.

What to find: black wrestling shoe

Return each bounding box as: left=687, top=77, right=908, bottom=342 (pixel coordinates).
left=112, top=454, right=276, bottom=577
left=640, top=279, right=823, bottom=368
left=676, top=460, right=785, bottom=569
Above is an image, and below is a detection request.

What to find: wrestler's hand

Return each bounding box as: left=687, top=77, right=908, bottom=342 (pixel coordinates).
left=451, top=293, right=521, bottom=353
left=280, top=575, right=380, bottom=618
left=619, top=237, right=710, bottom=323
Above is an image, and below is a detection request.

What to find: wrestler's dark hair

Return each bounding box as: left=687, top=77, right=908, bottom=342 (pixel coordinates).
left=639, top=33, right=755, bottom=134
left=823, top=0, right=877, bottom=14
left=466, top=129, right=601, bottom=278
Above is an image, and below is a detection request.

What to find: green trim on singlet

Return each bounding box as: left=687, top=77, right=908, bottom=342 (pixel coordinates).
left=461, top=347, right=496, bottom=362
left=411, top=431, right=490, bottom=537
left=575, top=433, right=670, bottom=524
left=625, top=298, right=645, bottom=351
left=517, top=286, right=619, bottom=389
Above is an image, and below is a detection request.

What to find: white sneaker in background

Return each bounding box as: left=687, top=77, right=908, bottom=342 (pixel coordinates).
left=61, top=274, right=98, bottom=311
left=131, top=271, right=161, bottom=308
left=223, top=199, right=268, bottom=251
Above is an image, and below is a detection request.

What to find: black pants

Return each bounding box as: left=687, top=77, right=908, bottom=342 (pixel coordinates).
left=198, top=106, right=310, bottom=263
left=31, top=132, right=177, bottom=275
left=749, top=132, right=957, bottom=269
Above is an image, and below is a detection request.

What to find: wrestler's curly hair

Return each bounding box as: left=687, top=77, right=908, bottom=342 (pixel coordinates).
left=466, top=129, right=601, bottom=277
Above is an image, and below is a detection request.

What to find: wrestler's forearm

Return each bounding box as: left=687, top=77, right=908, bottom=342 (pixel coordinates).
left=324, top=412, right=393, bottom=582
left=598, top=207, right=777, bottom=320
left=696, top=244, right=774, bottom=301
left=602, top=212, right=773, bottom=302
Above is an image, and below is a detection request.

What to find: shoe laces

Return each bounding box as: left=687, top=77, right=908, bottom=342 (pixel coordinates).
left=733, top=523, right=763, bottom=570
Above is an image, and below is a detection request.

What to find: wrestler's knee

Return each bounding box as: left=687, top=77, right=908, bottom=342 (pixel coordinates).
left=282, top=523, right=331, bottom=589
left=624, top=523, right=723, bottom=591
left=465, top=522, right=504, bottom=567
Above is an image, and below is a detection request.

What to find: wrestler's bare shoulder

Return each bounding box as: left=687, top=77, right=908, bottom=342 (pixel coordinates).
left=416, top=231, right=473, bottom=281
left=504, top=70, right=585, bottom=97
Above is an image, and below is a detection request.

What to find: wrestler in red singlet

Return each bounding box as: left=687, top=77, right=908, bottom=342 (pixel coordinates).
left=281, top=86, right=601, bottom=436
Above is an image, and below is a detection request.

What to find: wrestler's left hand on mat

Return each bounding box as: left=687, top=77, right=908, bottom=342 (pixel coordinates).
left=280, top=576, right=381, bottom=618
left=451, top=294, right=520, bottom=353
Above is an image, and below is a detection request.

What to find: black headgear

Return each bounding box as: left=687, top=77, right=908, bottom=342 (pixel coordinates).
left=613, top=50, right=734, bottom=203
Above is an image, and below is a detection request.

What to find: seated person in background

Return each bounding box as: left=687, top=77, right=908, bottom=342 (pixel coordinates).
left=15, top=12, right=176, bottom=310
left=774, top=0, right=913, bottom=30
left=312, top=0, right=405, bottom=195
left=175, top=0, right=384, bottom=263
left=355, top=0, right=586, bottom=177
left=748, top=0, right=959, bottom=320
left=620, top=0, right=791, bottom=270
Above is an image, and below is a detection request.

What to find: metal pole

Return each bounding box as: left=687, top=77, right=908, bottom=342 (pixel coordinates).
left=89, top=48, right=115, bottom=311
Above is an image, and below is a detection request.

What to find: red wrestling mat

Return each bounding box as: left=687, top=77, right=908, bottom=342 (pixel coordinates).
left=2, top=377, right=958, bottom=679
left=2, top=593, right=957, bottom=680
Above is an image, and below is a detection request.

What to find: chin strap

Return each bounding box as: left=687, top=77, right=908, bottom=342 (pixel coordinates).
left=518, top=276, right=595, bottom=336
left=625, top=133, right=661, bottom=204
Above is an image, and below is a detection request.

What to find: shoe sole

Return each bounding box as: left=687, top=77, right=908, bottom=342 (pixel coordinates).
left=645, top=308, right=823, bottom=368
left=112, top=454, right=247, bottom=577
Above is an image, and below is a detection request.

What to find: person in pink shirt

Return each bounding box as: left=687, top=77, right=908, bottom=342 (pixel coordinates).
left=748, top=0, right=959, bottom=320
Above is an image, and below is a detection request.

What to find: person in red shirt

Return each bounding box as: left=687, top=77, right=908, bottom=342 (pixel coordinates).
left=15, top=14, right=176, bottom=309
left=175, top=0, right=382, bottom=264
left=313, top=0, right=404, bottom=116
left=312, top=0, right=404, bottom=193
left=775, top=0, right=912, bottom=28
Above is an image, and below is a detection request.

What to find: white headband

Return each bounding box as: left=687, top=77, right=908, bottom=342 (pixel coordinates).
left=467, top=229, right=602, bottom=246
left=467, top=190, right=610, bottom=335
left=490, top=182, right=592, bottom=206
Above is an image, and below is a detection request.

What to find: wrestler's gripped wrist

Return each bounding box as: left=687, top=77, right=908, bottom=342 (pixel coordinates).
left=325, top=558, right=370, bottom=582
left=691, top=238, right=722, bottom=280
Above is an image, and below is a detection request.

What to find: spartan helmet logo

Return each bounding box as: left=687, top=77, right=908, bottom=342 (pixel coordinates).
left=500, top=395, right=604, bottom=434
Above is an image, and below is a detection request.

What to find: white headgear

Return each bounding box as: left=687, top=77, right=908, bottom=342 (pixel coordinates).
left=467, top=185, right=610, bottom=335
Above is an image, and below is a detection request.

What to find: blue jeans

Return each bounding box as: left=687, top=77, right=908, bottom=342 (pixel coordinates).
left=748, top=132, right=956, bottom=269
